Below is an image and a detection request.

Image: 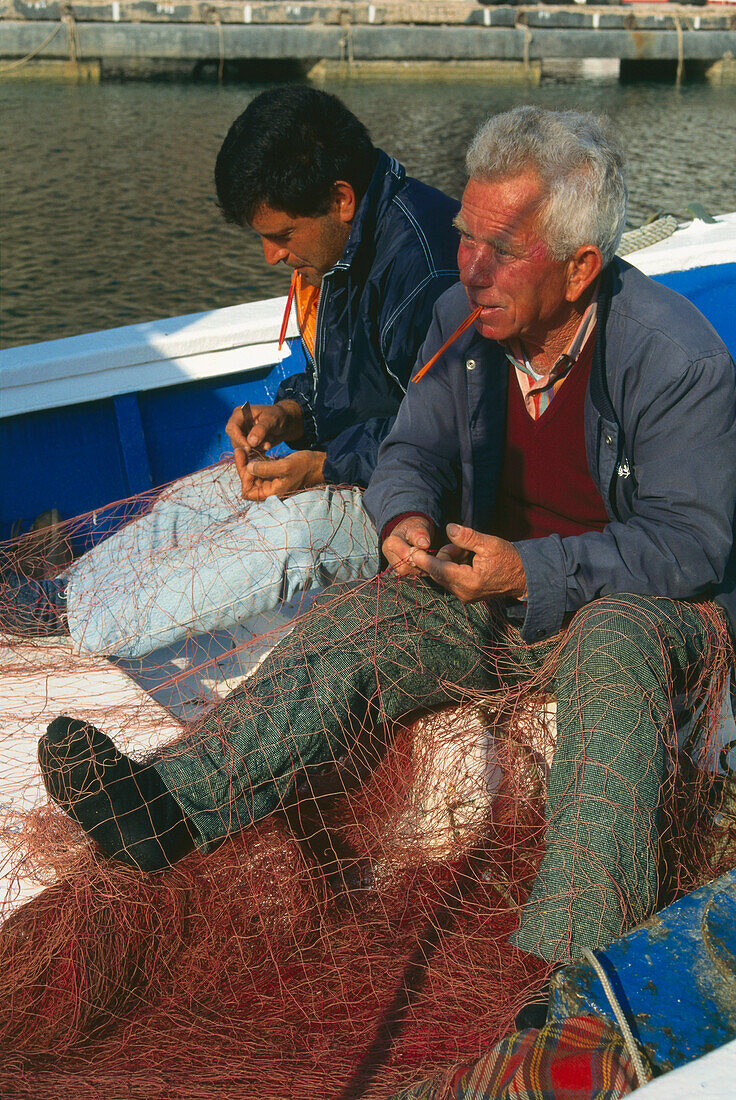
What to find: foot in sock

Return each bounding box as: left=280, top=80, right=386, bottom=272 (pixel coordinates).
left=38, top=716, right=196, bottom=872
left=514, top=995, right=550, bottom=1031
left=513, top=966, right=562, bottom=1031
left=0, top=570, right=69, bottom=638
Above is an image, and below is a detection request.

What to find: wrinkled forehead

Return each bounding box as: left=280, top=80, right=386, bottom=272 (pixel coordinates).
left=458, top=173, right=547, bottom=241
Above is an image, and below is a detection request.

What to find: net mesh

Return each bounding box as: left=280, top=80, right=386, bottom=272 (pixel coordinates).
left=1, top=473, right=735, bottom=1100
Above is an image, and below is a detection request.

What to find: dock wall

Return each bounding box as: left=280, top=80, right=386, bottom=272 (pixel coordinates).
left=1, top=2, right=735, bottom=79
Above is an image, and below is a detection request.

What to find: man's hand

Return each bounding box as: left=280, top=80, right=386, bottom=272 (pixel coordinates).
left=382, top=516, right=438, bottom=577
left=227, top=400, right=305, bottom=494
left=240, top=450, right=326, bottom=501
left=411, top=523, right=527, bottom=602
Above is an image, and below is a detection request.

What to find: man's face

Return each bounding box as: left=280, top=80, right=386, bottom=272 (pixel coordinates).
left=249, top=200, right=353, bottom=288
left=456, top=173, right=570, bottom=347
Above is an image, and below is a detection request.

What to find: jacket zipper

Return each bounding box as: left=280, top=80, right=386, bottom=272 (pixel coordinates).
left=311, top=270, right=333, bottom=383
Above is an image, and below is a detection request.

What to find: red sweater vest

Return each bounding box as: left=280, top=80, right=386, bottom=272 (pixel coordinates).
left=492, top=339, right=609, bottom=542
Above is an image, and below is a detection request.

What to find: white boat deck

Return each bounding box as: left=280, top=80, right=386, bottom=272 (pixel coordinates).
left=0, top=600, right=310, bottom=918
left=0, top=636, right=177, bottom=914
left=625, top=211, right=736, bottom=276
left=636, top=1037, right=736, bottom=1096
left=0, top=295, right=299, bottom=419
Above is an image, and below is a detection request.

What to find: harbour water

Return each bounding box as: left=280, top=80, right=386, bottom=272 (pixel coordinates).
left=1, top=71, right=735, bottom=349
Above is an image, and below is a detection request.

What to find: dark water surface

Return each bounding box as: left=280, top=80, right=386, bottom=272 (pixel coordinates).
left=1, top=75, right=735, bottom=348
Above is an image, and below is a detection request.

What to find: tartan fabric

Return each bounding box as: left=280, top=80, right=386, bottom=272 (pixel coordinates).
left=390, top=1015, right=642, bottom=1100
left=155, top=577, right=721, bottom=962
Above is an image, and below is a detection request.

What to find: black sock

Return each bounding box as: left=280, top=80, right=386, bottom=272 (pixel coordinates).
left=39, top=716, right=196, bottom=872
left=514, top=968, right=562, bottom=1032
left=514, top=995, right=550, bottom=1031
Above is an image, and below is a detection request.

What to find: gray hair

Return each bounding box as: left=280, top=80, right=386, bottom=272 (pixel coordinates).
left=465, top=106, right=628, bottom=266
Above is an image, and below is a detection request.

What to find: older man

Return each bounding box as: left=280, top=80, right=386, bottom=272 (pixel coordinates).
left=39, top=108, right=736, bottom=968
left=4, top=86, right=458, bottom=658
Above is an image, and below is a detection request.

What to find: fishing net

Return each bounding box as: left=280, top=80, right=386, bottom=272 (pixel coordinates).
left=1, top=469, right=735, bottom=1100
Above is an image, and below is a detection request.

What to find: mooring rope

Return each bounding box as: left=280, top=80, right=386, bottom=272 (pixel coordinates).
left=618, top=215, right=680, bottom=256
left=339, top=11, right=355, bottom=72
left=0, top=6, right=81, bottom=76
left=0, top=20, right=63, bottom=74
left=674, top=14, right=685, bottom=87
left=63, top=6, right=81, bottom=64
left=213, top=10, right=225, bottom=83
left=580, top=947, right=651, bottom=1089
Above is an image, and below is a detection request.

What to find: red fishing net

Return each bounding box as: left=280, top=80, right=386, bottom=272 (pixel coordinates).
left=0, top=476, right=735, bottom=1100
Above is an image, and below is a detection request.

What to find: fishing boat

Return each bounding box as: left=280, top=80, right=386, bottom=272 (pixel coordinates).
left=1, top=212, right=735, bottom=1098
left=1, top=211, right=735, bottom=548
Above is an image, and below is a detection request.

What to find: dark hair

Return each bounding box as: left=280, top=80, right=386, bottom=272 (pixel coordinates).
left=215, top=86, right=377, bottom=225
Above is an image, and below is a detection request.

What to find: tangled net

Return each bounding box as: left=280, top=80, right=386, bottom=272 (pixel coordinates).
left=0, top=471, right=735, bottom=1100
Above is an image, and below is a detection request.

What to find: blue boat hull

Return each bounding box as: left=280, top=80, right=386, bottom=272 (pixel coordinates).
left=550, top=867, right=736, bottom=1075
left=0, top=345, right=306, bottom=547
left=656, top=262, right=736, bottom=363
left=1, top=263, right=734, bottom=544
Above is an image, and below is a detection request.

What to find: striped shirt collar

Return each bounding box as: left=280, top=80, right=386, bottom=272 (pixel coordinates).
left=504, top=294, right=599, bottom=382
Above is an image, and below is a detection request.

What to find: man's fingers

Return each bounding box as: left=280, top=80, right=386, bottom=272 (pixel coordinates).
left=245, top=425, right=270, bottom=452
left=234, top=448, right=254, bottom=495
left=241, top=473, right=267, bottom=501
left=388, top=517, right=434, bottom=554
left=412, top=549, right=452, bottom=581
left=383, top=532, right=427, bottom=563
left=229, top=427, right=248, bottom=451
left=386, top=541, right=427, bottom=577
left=382, top=534, right=410, bottom=566
left=228, top=431, right=248, bottom=456
left=394, top=561, right=425, bottom=578
left=405, top=521, right=432, bottom=549
left=383, top=538, right=425, bottom=578
left=435, top=542, right=467, bottom=563
left=412, top=550, right=472, bottom=597
left=228, top=404, right=280, bottom=453
left=446, top=522, right=478, bottom=551
left=243, top=479, right=281, bottom=502
left=238, top=471, right=257, bottom=498
left=246, top=456, right=290, bottom=479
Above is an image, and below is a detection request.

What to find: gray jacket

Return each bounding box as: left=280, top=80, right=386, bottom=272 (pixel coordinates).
left=364, top=260, right=736, bottom=643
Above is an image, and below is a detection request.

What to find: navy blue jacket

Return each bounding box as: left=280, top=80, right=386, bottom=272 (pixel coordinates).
left=274, top=150, right=459, bottom=486
left=365, top=261, right=736, bottom=643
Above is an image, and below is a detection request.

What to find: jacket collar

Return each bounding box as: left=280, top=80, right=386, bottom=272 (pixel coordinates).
left=588, top=260, right=622, bottom=423
left=332, top=150, right=406, bottom=273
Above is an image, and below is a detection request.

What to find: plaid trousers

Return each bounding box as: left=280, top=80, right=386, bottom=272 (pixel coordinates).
left=156, top=576, right=719, bottom=962
left=390, top=1015, right=643, bottom=1100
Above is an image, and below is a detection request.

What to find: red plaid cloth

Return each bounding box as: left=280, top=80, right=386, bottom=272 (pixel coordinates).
left=392, top=1016, right=644, bottom=1100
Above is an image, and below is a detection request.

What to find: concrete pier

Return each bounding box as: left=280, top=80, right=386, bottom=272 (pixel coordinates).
left=1, top=2, right=735, bottom=81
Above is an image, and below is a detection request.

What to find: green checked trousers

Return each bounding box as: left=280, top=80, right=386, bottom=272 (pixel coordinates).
left=155, top=577, right=721, bottom=962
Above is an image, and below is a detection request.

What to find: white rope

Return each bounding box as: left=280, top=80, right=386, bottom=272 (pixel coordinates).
left=674, top=14, right=684, bottom=87
left=0, top=20, right=63, bottom=75
left=203, top=7, right=225, bottom=82
left=339, top=12, right=354, bottom=72
left=214, top=11, right=225, bottom=84
left=518, top=17, right=532, bottom=77
left=63, top=8, right=81, bottom=65
left=618, top=215, right=679, bottom=256
left=581, top=946, right=650, bottom=1089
